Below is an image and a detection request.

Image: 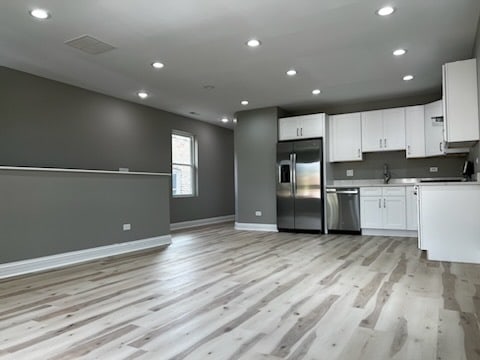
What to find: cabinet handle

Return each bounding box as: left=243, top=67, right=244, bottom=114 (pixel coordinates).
left=379, top=139, right=382, bottom=148
left=439, top=142, right=443, bottom=152
left=407, top=145, right=411, bottom=155
left=296, top=128, right=299, bottom=137
left=384, top=198, right=386, bottom=208
left=379, top=199, right=381, bottom=208
left=301, top=128, right=303, bottom=136
left=358, top=149, right=361, bottom=158
left=384, top=138, right=387, bottom=148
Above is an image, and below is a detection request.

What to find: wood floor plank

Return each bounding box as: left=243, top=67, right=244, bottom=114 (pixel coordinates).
left=1, top=224, right=480, bottom=359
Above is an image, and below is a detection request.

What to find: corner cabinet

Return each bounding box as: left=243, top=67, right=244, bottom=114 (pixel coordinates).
left=329, top=113, right=362, bottom=162
left=405, top=105, right=426, bottom=158
left=424, top=100, right=444, bottom=157
left=442, top=59, right=480, bottom=144
left=278, top=114, right=325, bottom=141
left=361, top=108, right=406, bottom=152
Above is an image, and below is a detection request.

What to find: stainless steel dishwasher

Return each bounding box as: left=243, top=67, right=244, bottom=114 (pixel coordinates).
left=326, top=187, right=361, bottom=234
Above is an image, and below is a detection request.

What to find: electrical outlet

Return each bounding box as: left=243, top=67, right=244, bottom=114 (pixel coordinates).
left=255, top=211, right=262, bottom=217
left=119, top=168, right=130, bottom=172
left=346, top=169, right=354, bottom=177
left=123, top=223, right=131, bottom=231
left=429, top=167, right=438, bottom=173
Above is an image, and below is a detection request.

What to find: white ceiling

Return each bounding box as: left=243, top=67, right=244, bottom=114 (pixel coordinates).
left=0, top=0, right=479, bottom=128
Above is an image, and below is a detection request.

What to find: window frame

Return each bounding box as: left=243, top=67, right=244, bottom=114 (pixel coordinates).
left=171, top=130, right=198, bottom=198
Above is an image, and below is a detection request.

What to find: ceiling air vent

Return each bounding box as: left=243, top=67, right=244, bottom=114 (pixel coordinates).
left=65, top=35, right=116, bottom=55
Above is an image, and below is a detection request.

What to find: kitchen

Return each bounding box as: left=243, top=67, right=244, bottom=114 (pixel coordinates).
left=237, top=57, right=480, bottom=263
left=1, top=1, right=480, bottom=359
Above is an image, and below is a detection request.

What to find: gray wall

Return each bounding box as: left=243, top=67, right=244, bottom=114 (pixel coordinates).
left=468, top=18, right=480, bottom=174
left=0, top=67, right=234, bottom=264
left=235, top=107, right=278, bottom=224
left=0, top=170, right=170, bottom=263
left=331, top=151, right=467, bottom=180
left=0, top=67, right=234, bottom=224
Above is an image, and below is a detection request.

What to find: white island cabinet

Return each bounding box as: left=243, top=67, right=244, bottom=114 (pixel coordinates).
left=418, top=183, right=480, bottom=264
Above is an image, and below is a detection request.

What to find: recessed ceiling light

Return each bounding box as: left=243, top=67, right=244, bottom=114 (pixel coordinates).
left=30, top=8, right=50, bottom=19
left=241, top=100, right=249, bottom=106
left=376, top=6, right=395, bottom=16
left=286, top=69, right=297, bottom=76
left=221, top=117, right=229, bottom=123
left=403, top=75, right=414, bottom=81
left=152, top=62, right=164, bottom=69
left=246, top=39, right=261, bottom=48
left=137, top=91, right=149, bottom=99
left=393, top=49, right=407, bottom=56
left=312, top=89, right=321, bottom=95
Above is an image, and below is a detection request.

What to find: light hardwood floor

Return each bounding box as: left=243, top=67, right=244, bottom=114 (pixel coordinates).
left=1, top=224, right=480, bottom=360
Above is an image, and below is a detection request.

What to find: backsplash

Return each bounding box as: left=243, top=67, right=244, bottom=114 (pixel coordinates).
left=331, top=151, right=467, bottom=180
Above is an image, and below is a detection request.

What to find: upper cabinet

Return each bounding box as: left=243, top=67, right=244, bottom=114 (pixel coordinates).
left=361, top=108, right=406, bottom=152
left=424, top=100, right=445, bottom=157
left=278, top=114, right=325, bottom=141
left=329, top=113, right=362, bottom=162
left=442, top=58, right=479, bottom=144
left=405, top=105, right=426, bottom=158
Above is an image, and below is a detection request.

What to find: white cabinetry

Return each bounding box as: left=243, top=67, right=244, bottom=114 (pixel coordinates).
left=278, top=114, right=325, bottom=141
left=360, top=187, right=406, bottom=230
left=405, top=106, right=426, bottom=158
left=424, top=100, right=444, bottom=157
left=406, top=186, right=418, bottom=231
left=361, top=108, right=406, bottom=152
left=442, top=59, right=480, bottom=144
left=329, top=113, right=362, bottom=162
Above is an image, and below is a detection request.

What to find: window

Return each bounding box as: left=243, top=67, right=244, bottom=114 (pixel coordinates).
left=172, top=131, right=197, bottom=197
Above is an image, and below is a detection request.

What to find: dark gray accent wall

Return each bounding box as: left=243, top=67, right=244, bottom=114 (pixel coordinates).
left=331, top=151, right=467, bottom=180
left=0, top=67, right=234, bottom=224
left=0, top=170, right=170, bottom=263
left=235, top=107, right=278, bottom=224
left=468, top=18, right=480, bottom=174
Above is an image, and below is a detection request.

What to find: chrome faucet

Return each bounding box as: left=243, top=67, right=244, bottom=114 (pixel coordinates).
left=383, top=163, right=391, bottom=184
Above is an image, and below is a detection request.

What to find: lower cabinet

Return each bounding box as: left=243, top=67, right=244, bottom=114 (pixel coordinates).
left=360, top=187, right=406, bottom=230
left=406, top=186, right=418, bottom=231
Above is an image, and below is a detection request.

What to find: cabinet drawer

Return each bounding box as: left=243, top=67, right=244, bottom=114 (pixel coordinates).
left=360, top=187, right=382, bottom=197
left=382, top=187, right=406, bottom=196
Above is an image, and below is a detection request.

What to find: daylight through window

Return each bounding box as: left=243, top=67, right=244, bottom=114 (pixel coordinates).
left=172, top=131, right=196, bottom=196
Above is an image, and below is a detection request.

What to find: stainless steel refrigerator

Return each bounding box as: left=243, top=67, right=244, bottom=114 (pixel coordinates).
left=276, top=139, right=323, bottom=232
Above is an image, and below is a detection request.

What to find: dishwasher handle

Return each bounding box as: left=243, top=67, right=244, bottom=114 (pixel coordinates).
left=326, top=189, right=359, bottom=195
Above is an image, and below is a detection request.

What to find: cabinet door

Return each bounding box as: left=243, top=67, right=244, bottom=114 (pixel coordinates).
left=383, top=108, right=406, bottom=150
left=406, top=186, right=418, bottom=231
left=278, top=118, right=299, bottom=141
left=360, top=196, right=383, bottom=229
left=383, top=196, right=406, bottom=230
left=424, top=101, right=444, bottom=156
left=329, top=113, right=362, bottom=162
left=405, top=106, right=426, bottom=158
left=361, top=111, right=383, bottom=152
left=443, top=59, right=480, bottom=143
left=299, top=114, right=324, bottom=139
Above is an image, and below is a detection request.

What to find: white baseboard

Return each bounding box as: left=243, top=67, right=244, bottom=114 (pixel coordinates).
left=234, top=222, right=278, bottom=232
left=362, top=229, right=418, bottom=238
left=170, top=215, right=234, bottom=231
left=0, top=235, right=171, bottom=279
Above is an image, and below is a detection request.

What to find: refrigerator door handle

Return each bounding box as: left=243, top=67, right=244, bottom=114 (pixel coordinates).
left=290, top=153, right=296, bottom=195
